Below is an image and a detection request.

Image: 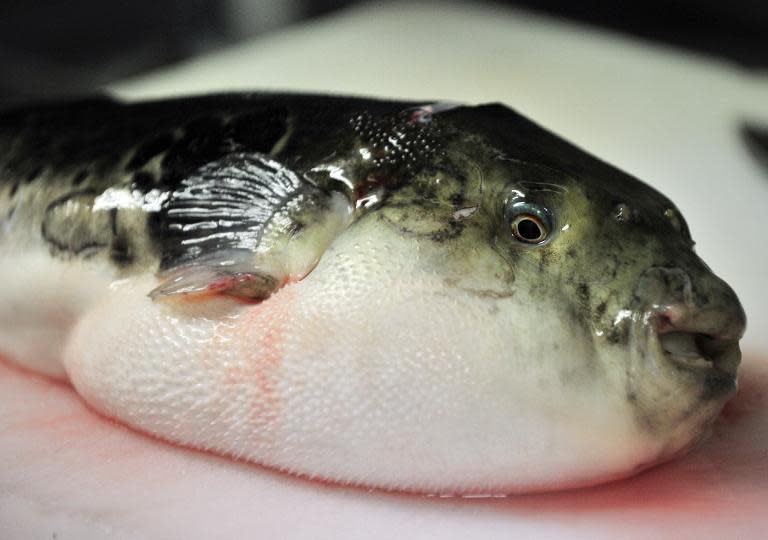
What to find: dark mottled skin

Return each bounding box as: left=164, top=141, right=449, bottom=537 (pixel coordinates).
left=0, top=94, right=446, bottom=268
left=0, top=93, right=745, bottom=441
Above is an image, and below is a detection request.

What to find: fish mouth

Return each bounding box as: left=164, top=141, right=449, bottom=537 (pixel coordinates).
left=633, top=267, right=745, bottom=386
left=657, top=329, right=741, bottom=379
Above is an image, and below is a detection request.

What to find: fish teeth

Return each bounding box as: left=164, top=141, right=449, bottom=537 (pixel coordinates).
left=659, top=331, right=701, bottom=358
left=659, top=331, right=718, bottom=370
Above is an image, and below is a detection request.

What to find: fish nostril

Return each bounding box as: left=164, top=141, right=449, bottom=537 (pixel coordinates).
left=653, top=306, right=686, bottom=334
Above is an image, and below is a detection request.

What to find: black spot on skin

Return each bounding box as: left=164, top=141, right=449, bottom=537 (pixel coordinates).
left=443, top=277, right=515, bottom=300
left=564, top=301, right=593, bottom=340
left=606, top=324, right=629, bottom=345
left=9, top=181, right=19, bottom=197
left=24, top=166, right=42, bottom=183
left=287, top=221, right=305, bottom=238
left=430, top=221, right=464, bottom=242
left=110, top=235, right=134, bottom=267
left=108, top=209, right=134, bottom=266
left=701, top=373, right=737, bottom=401
left=566, top=247, right=577, bottom=259
left=110, top=208, right=119, bottom=235
left=577, top=283, right=590, bottom=303
left=574, top=283, right=594, bottom=326
left=420, top=181, right=438, bottom=201
left=378, top=212, right=464, bottom=243
left=132, top=171, right=156, bottom=192
left=595, top=301, right=607, bottom=318
left=126, top=132, right=176, bottom=171
left=72, top=169, right=89, bottom=186
left=609, top=259, right=619, bottom=279
left=449, top=191, right=465, bottom=208
left=537, top=249, right=554, bottom=272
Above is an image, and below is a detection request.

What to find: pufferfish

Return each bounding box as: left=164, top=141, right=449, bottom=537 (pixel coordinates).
left=0, top=94, right=745, bottom=494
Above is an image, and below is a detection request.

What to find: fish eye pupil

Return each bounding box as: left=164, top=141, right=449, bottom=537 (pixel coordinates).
left=511, top=214, right=547, bottom=243
left=518, top=218, right=541, bottom=240
left=506, top=201, right=551, bottom=245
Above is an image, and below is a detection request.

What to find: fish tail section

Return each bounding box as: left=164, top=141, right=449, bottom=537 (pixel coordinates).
left=0, top=251, right=115, bottom=380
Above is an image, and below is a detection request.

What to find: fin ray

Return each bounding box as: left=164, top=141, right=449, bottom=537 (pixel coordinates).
left=155, top=153, right=352, bottom=301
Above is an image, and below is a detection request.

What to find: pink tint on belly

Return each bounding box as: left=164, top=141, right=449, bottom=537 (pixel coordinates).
left=0, top=351, right=766, bottom=538
left=211, top=284, right=301, bottom=441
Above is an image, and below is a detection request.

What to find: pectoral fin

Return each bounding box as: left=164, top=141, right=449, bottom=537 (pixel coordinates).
left=149, top=250, right=280, bottom=301
left=151, top=153, right=352, bottom=301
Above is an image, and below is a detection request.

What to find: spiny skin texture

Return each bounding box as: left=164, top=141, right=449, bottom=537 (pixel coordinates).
left=0, top=93, right=746, bottom=494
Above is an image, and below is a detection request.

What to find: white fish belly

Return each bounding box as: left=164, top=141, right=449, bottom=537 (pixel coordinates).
left=1, top=223, right=661, bottom=494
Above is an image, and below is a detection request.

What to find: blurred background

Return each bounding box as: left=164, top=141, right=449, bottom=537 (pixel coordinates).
left=0, top=0, right=766, bottom=105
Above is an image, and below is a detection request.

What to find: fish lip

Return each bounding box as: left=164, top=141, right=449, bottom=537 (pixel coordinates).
left=654, top=326, right=741, bottom=380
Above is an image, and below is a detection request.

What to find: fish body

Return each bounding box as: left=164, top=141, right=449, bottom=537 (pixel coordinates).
left=0, top=93, right=745, bottom=494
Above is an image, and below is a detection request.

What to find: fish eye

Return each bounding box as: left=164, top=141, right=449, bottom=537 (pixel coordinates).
left=506, top=201, right=552, bottom=245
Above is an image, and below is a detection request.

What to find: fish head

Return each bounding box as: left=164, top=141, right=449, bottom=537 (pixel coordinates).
left=487, top=159, right=746, bottom=454
left=453, top=104, right=746, bottom=452
left=309, top=102, right=746, bottom=489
